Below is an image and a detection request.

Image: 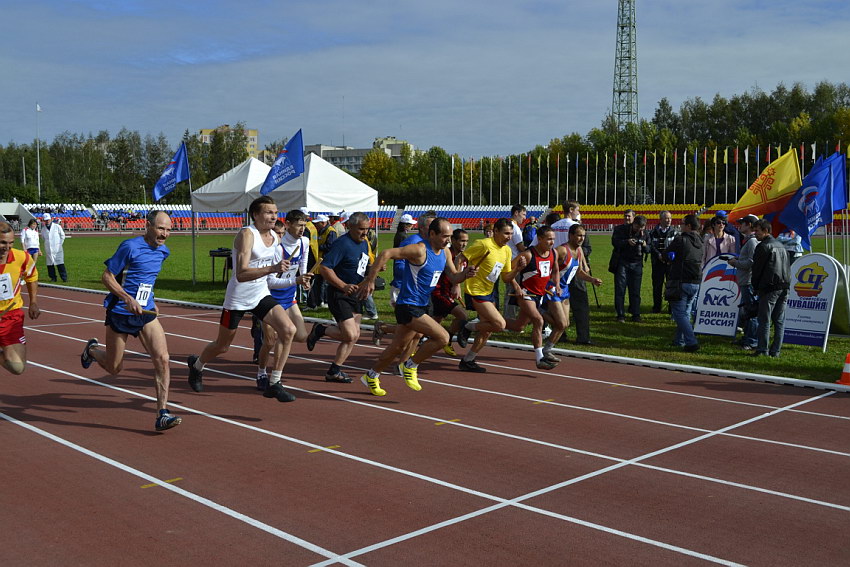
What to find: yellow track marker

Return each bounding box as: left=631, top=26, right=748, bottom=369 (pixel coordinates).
left=141, top=477, right=183, bottom=489
left=533, top=398, right=555, bottom=404
left=308, top=445, right=340, bottom=453
left=435, top=418, right=460, bottom=426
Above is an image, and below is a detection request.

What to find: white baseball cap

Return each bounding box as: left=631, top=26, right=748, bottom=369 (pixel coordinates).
left=399, top=213, right=415, bottom=224
left=314, top=214, right=329, bottom=222
left=43, top=213, right=51, bottom=221
left=340, top=211, right=351, bottom=223
left=299, top=206, right=310, bottom=216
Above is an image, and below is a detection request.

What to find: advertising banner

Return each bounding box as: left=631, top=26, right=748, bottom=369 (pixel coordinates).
left=783, top=253, right=841, bottom=351
left=694, top=257, right=740, bottom=337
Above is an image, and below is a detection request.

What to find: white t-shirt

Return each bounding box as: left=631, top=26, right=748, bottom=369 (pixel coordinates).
left=531, top=217, right=577, bottom=248
left=508, top=220, right=524, bottom=258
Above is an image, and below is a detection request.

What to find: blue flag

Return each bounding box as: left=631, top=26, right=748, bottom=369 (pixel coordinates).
left=778, top=158, right=832, bottom=250
left=260, top=129, right=305, bottom=195
left=153, top=142, right=190, bottom=202
left=824, top=152, right=847, bottom=213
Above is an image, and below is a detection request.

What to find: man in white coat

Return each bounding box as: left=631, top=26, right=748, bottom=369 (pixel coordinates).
left=40, top=213, right=67, bottom=282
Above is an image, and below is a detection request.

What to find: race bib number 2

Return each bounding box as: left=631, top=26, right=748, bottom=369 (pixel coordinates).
left=0, top=273, right=12, bottom=301
left=135, top=283, right=153, bottom=306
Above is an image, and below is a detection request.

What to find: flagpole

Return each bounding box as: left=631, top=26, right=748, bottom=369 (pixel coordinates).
left=36, top=103, right=42, bottom=202
left=528, top=154, right=532, bottom=205
left=489, top=157, right=493, bottom=206
left=576, top=152, right=580, bottom=202
left=556, top=154, right=560, bottom=206
left=594, top=152, right=599, bottom=206
left=613, top=153, right=617, bottom=207
left=546, top=154, right=550, bottom=206
left=499, top=158, right=503, bottom=206
left=713, top=149, right=717, bottom=205
left=585, top=152, right=589, bottom=204
left=604, top=153, right=608, bottom=205
left=451, top=156, right=455, bottom=206
left=566, top=154, right=570, bottom=202
left=507, top=156, right=511, bottom=204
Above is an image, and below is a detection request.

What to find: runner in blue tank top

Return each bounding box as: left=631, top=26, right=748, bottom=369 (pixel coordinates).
left=79, top=211, right=182, bottom=432
left=357, top=217, right=477, bottom=396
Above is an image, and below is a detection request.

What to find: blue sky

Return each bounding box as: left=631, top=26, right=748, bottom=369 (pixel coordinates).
left=3, top=1, right=849, bottom=156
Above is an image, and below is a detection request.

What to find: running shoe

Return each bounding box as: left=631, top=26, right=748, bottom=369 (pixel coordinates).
left=80, top=338, right=98, bottom=369
left=306, top=323, right=324, bottom=351
left=155, top=409, right=182, bottom=431
left=325, top=369, right=353, bottom=383
left=542, top=351, right=561, bottom=364
left=398, top=363, right=421, bottom=391
left=535, top=358, right=558, bottom=370
left=456, top=324, right=472, bottom=348
left=263, top=381, right=296, bottom=402
left=458, top=359, right=486, bottom=373
left=256, top=372, right=269, bottom=391
left=372, top=321, right=385, bottom=346
left=442, top=344, right=458, bottom=357
left=187, top=355, right=204, bottom=392
left=361, top=373, right=386, bottom=396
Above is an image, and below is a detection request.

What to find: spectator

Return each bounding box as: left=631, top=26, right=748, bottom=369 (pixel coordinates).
left=547, top=200, right=593, bottom=344
left=40, top=213, right=67, bottom=282
left=751, top=219, right=791, bottom=358
left=610, top=214, right=648, bottom=322
left=777, top=229, right=804, bottom=265
left=648, top=210, right=678, bottom=313
left=702, top=216, right=737, bottom=266
left=714, top=210, right=741, bottom=247
left=20, top=219, right=40, bottom=263
left=394, top=214, right=415, bottom=247
left=728, top=215, right=759, bottom=350
left=666, top=214, right=703, bottom=352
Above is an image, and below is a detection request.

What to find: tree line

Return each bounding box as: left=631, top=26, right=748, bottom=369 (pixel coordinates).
left=1, top=82, right=848, bottom=207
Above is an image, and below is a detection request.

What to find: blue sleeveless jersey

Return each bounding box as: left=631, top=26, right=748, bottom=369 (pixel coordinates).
left=391, top=233, right=424, bottom=288
left=397, top=243, right=447, bottom=307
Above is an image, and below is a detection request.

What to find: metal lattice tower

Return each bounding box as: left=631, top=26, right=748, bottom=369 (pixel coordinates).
left=612, top=0, right=638, bottom=127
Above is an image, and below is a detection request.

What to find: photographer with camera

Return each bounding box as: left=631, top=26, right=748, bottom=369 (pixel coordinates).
left=610, top=214, right=648, bottom=323
left=648, top=210, right=679, bottom=313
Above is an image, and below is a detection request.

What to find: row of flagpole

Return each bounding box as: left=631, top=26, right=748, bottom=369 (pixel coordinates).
left=448, top=143, right=846, bottom=207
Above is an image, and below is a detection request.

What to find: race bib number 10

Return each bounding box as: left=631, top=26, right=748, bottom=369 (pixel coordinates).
left=135, top=283, right=153, bottom=305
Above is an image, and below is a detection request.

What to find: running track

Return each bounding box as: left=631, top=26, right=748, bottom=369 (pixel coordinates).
left=2, top=286, right=849, bottom=566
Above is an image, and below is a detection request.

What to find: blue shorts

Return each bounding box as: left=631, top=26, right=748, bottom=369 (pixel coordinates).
left=105, top=311, right=157, bottom=337
left=272, top=287, right=298, bottom=310
left=464, top=291, right=497, bottom=310
left=26, top=248, right=39, bottom=256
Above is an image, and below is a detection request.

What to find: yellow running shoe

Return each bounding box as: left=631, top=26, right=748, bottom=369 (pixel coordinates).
left=398, top=363, right=422, bottom=391
left=442, top=344, right=458, bottom=357
left=360, top=373, right=386, bottom=396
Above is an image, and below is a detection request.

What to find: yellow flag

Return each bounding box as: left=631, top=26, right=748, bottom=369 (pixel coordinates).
left=729, top=149, right=801, bottom=220
left=723, top=147, right=728, bottom=165
left=713, top=147, right=717, bottom=164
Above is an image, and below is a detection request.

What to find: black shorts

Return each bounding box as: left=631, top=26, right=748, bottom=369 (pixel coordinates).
left=105, top=310, right=157, bottom=338
left=508, top=293, right=545, bottom=310
left=220, top=295, right=278, bottom=330
left=394, top=303, right=429, bottom=325
left=431, top=296, right=457, bottom=318
left=328, top=287, right=364, bottom=323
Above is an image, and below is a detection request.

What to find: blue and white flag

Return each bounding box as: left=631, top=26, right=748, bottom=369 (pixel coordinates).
left=779, top=158, right=832, bottom=250
left=153, top=142, right=190, bottom=202
left=260, top=129, right=304, bottom=195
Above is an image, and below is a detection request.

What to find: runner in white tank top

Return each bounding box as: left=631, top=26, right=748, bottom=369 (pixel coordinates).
left=186, top=196, right=299, bottom=403
left=223, top=224, right=279, bottom=310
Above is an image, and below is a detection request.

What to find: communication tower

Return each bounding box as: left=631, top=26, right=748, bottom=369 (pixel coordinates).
left=612, top=0, right=638, bottom=127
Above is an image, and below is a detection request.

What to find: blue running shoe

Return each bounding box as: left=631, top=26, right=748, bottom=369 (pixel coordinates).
left=80, top=338, right=98, bottom=369
left=155, top=409, right=182, bottom=431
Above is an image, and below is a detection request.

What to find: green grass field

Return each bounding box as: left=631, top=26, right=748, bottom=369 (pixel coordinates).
left=43, top=229, right=849, bottom=384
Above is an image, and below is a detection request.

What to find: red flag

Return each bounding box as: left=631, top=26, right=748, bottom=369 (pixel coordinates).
left=766, top=145, right=771, bottom=163
left=642, top=150, right=647, bottom=165
left=673, top=149, right=677, bottom=162
left=703, top=147, right=707, bottom=163
left=734, top=147, right=739, bottom=164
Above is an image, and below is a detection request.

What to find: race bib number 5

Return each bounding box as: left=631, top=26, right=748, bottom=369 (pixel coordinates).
left=135, top=283, right=153, bottom=306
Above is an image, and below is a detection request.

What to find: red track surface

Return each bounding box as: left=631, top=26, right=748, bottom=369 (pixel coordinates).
left=2, top=287, right=849, bottom=566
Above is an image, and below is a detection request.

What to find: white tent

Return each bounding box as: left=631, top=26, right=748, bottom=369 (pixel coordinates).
left=260, top=153, right=378, bottom=214
left=190, top=157, right=270, bottom=212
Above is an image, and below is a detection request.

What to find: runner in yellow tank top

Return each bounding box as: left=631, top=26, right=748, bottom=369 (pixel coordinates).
left=456, top=218, right=527, bottom=373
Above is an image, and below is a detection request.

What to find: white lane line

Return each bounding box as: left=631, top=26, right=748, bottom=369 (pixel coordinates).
left=23, top=347, right=845, bottom=565
left=0, top=410, right=362, bottom=567
left=16, top=360, right=747, bottom=567
left=318, top=391, right=834, bottom=566
left=38, top=295, right=850, bottom=422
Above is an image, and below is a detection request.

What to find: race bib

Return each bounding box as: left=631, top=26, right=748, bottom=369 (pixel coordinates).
left=430, top=270, right=443, bottom=287
left=486, top=262, right=504, bottom=283
left=564, top=265, right=580, bottom=285
left=539, top=260, right=551, bottom=278
left=356, top=252, right=369, bottom=277
left=135, top=283, right=153, bottom=305
left=0, top=273, right=13, bottom=301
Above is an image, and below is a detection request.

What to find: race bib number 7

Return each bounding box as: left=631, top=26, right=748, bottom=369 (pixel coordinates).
left=486, top=262, right=504, bottom=283
left=135, top=283, right=153, bottom=305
